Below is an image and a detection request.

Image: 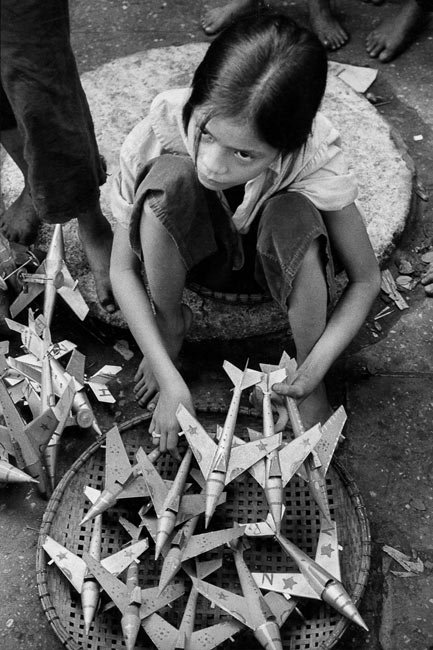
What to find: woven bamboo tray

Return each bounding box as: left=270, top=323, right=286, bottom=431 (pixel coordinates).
left=36, top=408, right=371, bottom=650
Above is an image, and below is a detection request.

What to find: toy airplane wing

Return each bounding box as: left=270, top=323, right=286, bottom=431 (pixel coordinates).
left=43, top=535, right=86, bottom=593
left=139, top=581, right=185, bottom=619
left=83, top=552, right=130, bottom=612
left=190, top=620, right=243, bottom=650
left=264, top=591, right=297, bottom=626
left=176, top=404, right=216, bottom=480
left=244, top=428, right=266, bottom=488
left=106, top=425, right=135, bottom=489
left=315, top=406, right=347, bottom=475
left=9, top=261, right=46, bottom=317
left=56, top=260, right=89, bottom=321
left=7, top=357, right=42, bottom=386
left=101, top=538, right=149, bottom=576
left=25, top=407, right=58, bottom=449
left=182, top=524, right=245, bottom=562
left=223, top=360, right=262, bottom=391
left=87, top=365, right=121, bottom=403
left=136, top=447, right=168, bottom=514
left=65, top=349, right=85, bottom=385
left=226, top=433, right=282, bottom=484
left=0, top=378, right=25, bottom=435
left=192, top=577, right=254, bottom=628
left=314, top=520, right=341, bottom=580
left=52, top=379, right=76, bottom=434
left=140, top=613, right=177, bottom=650
left=278, top=425, right=322, bottom=487
left=251, top=571, right=317, bottom=600
left=0, top=425, right=15, bottom=458
left=177, top=491, right=226, bottom=525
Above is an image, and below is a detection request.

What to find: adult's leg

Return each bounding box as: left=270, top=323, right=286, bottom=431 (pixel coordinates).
left=201, top=0, right=258, bottom=35
left=0, top=0, right=115, bottom=311
left=307, top=0, right=349, bottom=50
left=366, top=0, right=425, bottom=62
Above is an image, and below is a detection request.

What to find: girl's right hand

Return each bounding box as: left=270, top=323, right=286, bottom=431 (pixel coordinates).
left=148, top=381, right=195, bottom=461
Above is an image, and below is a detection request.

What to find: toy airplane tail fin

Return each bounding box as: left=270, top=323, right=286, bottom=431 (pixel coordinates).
left=223, top=360, right=261, bottom=391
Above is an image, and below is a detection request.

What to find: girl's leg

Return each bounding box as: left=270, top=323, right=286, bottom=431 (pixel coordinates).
left=134, top=199, right=193, bottom=407
left=287, top=237, right=332, bottom=427
left=256, top=192, right=334, bottom=427
left=130, top=153, right=233, bottom=406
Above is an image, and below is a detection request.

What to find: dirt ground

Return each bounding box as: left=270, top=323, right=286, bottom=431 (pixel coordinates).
left=0, top=1, right=432, bottom=649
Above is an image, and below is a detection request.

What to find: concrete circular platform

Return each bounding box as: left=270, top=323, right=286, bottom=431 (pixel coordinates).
left=0, top=44, right=413, bottom=341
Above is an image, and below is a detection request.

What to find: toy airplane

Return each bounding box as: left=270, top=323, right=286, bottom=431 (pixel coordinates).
left=0, top=377, right=59, bottom=495
left=7, top=314, right=101, bottom=433
left=43, top=486, right=149, bottom=633
left=249, top=515, right=367, bottom=631
left=64, top=347, right=121, bottom=403
left=176, top=362, right=282, bottom=527
left=271, top=352, right=347, bottom=524
left=141, top=557, right=244, bottom=650
left=10, top=224, right=89, bottom=326
left=140, top=496, right=244, bottom=595
left=136, top=446, right=228, bottom=559
left=83, top=552, right=185, bottom=650
left=192, top=537, right=296, bottom=650
left=80, top=428, right=162, bottom=525
left=246, top=363, right=322, bottom=534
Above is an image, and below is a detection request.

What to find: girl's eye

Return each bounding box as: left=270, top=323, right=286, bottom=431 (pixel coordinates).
left=200, top=128, right=214, bottom=142
left=234, top=150, right=254, bottom=162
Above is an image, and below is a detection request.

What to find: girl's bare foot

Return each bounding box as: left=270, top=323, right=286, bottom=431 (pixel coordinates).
left=78, top=206, right=116, bottom=313
left=0, top=185, right=40, bottom=245
left=201, top=0, right=256, bottom=35
left=308, top=0, right=349, bottom=50
left=366, top=0, right=423, bottom=62
left=134, top=304, right=193, bottom=408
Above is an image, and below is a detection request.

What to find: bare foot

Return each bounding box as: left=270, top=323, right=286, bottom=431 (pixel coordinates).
left=308, top=0, right=349, bottom=50
left=366, top=0, right=423, bottom=62
left=421, top=263, right=433, bottom=296
left=201, top=0, right=256, bottom=35
left=77, top=205, right=116, bottom=313
left=134, top=304, right=193, bottom=408
left=0, top=185, right=40, bottom=245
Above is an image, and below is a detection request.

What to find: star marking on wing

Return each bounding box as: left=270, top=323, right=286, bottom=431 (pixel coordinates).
left=320, top=543, right=334, bottom=558
left=256, top=441, right=268, bottom=452
left=40, top=424, right=49, bottom=431
left=56, top=551, right=68, bottom=561
left=302, top=437, right=311, bottom=447
left=283, top=576, right=298, bottom=589
left=187, top=425, right=198, bottom=436
left=217, top=591, right=228, bottom=601
left=124, top=548, right=134, bottom=558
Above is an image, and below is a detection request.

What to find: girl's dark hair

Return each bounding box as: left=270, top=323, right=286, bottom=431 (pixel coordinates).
left=183, top=11, right=327, bottom=153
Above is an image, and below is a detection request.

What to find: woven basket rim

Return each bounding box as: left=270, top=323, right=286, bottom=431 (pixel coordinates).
left=36, top=407, right=371, bottom=650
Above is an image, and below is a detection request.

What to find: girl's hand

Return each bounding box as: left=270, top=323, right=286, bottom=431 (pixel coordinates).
left=272, top=362, right=324, bottom=404
left=148, top=382, right=195, bottom=461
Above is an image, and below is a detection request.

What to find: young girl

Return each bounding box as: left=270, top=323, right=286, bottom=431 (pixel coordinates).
left=110, top=12, right=381, bottom=457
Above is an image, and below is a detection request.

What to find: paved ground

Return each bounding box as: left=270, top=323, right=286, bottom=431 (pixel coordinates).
left=0, top=1, right=432, bottom=649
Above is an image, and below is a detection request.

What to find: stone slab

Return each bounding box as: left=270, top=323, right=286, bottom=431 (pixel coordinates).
left=0, top=45, right=414, bottom=340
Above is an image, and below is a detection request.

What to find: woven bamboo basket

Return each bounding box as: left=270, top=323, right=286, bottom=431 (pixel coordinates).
left=36, top=407, right=371, bottom=650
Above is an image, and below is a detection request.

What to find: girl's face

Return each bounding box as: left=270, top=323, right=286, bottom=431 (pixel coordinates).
left=190, top=113, right=278, bottom=191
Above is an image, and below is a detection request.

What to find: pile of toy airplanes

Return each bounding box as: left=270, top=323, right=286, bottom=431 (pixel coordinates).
left=0, top=225, right=368, bottom=650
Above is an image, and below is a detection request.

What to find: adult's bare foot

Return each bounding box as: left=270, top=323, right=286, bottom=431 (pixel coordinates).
left=0, top=185, right=40, bottom=245
left=201, top=0, right=256, bottom=35
left=77, top=205, right=116, bottom=313
left=308, top=0, right=349, bottom=50
left=134, top=304, right=193, bottom=408
left=366, top=0, right=423, bottom=62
